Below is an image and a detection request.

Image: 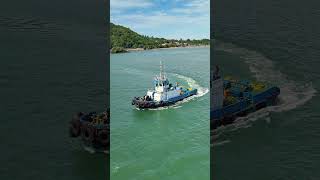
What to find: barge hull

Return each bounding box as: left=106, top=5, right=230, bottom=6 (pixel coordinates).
left=211, top=86, right=280, bottom=129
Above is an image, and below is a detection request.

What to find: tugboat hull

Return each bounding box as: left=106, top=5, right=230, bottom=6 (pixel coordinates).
left=132, top=89, right=197, bottom=109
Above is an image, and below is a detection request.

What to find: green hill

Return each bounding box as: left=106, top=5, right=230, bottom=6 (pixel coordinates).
left=110, top=23, right=209, bottom=53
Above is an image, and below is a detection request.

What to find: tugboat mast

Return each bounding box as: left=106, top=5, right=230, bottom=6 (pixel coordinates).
left=160, top=61, right=165, bottom=80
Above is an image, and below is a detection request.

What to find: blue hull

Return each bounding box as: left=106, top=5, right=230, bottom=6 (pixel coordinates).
left=211, top=86, right=280, bottom=129
left=132, top=89, right=197, bottom=109
left=168, top=89, right=197, bottom=103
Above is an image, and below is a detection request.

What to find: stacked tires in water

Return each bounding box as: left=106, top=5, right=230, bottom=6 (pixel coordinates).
left=69, top=109, right=110, bottom=151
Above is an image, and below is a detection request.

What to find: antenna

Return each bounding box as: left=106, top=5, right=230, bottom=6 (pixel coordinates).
left=160, top=61, right=164, bottom=80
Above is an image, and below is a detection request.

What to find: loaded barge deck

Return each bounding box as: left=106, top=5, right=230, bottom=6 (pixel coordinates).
left=211, top=66, right=280, bottom=129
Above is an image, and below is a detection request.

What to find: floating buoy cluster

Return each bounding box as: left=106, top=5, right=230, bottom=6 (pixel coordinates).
left=69, top=108, right=110, bottom=150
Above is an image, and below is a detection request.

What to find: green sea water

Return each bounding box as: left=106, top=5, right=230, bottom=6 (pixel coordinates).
left=110, top=47, right=210, bottom=180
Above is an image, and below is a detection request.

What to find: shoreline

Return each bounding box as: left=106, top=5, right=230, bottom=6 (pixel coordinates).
left=111, top=45, right=210, bottom=54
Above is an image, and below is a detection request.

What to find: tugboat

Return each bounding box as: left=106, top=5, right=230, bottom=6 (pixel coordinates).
left=211, top=66, right=280, bottom=129
left=69, top=108, right=109, bottom=152
left=132, top=61, right=197, bottom=109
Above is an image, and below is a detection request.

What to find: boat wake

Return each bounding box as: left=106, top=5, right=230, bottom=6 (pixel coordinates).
left=173, top=73, right=209, bottom=98
left=215, top=41, right=317, bottom=115
left=83, top=145, right=109, bottom=154
left=212, top=40, right=317, bottom=146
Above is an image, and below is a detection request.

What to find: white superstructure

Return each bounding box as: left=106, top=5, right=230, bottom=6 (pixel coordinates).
left=145, top=61, right=182, bottom=102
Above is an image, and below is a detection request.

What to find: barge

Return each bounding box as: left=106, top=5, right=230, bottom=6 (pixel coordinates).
left=211, top=66, right=280, bottom=129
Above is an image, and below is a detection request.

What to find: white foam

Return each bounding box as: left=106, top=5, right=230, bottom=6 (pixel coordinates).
left=212, top=140, right=231, bottom=147
left=173, top=73, right=209, bottom=98
left=112, top=166, right=120, bottom=174
left=83, top=146, right=96, bottom=154
left=82, top=145, right=109, bottom=154
left=148, top=106, right=169, bottom=111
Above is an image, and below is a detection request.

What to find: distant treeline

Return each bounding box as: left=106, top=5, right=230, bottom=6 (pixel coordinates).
left=110, top=23, right=210, bottom=53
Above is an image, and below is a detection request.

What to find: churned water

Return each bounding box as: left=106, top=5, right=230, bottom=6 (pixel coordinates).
left=212, top=0, right=320, bottom=179
left=111, top=47, right=210, bottom=180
